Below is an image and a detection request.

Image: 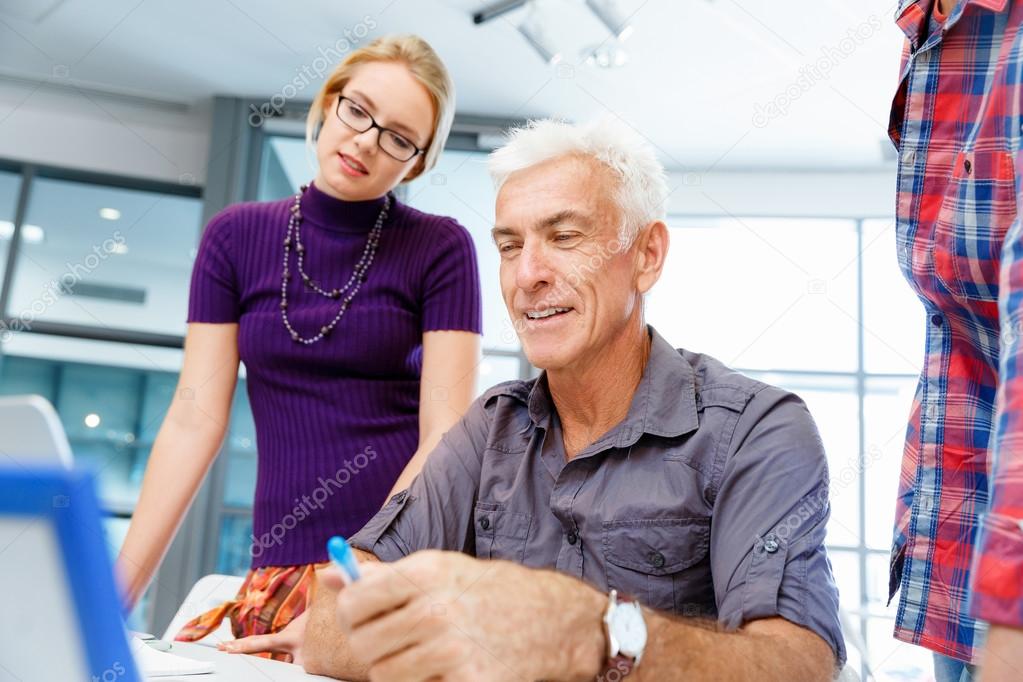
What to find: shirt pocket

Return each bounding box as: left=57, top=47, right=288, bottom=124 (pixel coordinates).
left=602, top=517, right=712, bottom=615
left=473, top=501, right=532, bottom=562
left=932, top=150, right=1017, bottom=302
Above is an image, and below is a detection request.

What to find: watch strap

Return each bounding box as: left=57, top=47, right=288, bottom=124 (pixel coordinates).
left=599, top=592, right=640, bottom=680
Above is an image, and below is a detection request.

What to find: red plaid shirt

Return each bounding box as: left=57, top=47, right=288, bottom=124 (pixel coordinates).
left=889, top=0, right=1023, bottom=663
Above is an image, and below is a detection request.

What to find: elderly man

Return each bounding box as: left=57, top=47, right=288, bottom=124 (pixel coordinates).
left=229, top=118, right=845, bottom=680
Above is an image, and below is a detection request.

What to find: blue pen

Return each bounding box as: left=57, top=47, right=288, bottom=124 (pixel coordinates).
left=326, top=535, right=362, bottom=585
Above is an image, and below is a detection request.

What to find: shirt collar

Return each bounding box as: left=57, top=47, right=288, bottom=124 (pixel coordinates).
left=895, top=0, right=1007, bottom=45
left=526, top=325, right=700, bottom=447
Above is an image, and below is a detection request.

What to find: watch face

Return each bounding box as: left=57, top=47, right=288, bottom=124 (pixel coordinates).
left=611, top=602, right=647, bottom=655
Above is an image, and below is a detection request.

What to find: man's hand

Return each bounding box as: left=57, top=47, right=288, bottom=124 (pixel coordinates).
left=328, top=550, right=606, bottom=682
left=219, top=609, right=309, bottom=664
left=978, top=624, right=1023, bottom=682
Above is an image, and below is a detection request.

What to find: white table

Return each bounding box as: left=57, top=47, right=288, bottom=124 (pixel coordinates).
left=148, top=642, right=342, bottom=682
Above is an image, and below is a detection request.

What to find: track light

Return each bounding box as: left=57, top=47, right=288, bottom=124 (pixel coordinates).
left=472, top=0, right=527, bottom=24
left=472, top=0, right=634, bottom=68
left=518, top=8, right=563, bottom=65
left=583, top=42, right=629, bottom=68
left=585, top=0, right=634, bottom=41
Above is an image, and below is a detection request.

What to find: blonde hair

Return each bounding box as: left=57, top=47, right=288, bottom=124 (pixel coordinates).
left=306, top=34, right=455, bottom=183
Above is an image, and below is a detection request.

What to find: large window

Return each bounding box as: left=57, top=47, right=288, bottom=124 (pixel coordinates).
left=6, top=177, right=201, bottom=336
left=647, top=216, right=928, bottom=681
left=0, top=166, right=213, bottom=632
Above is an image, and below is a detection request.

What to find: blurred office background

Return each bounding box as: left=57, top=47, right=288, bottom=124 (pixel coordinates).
left=0, top=1, right=925, bottom=678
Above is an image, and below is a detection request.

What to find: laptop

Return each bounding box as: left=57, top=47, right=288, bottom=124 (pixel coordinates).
left=0, top=394, right=73, bottom=468
left=0, top=465, right=142, bottom=681
left=0, top=395, right=218, bottom=680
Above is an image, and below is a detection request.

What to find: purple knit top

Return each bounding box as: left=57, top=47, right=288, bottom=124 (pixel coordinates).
left=188, top=181, right=482, bottom=568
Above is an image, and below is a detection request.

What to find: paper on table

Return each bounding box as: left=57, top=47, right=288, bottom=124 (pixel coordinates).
left=130, top=636, right=215, bottom=677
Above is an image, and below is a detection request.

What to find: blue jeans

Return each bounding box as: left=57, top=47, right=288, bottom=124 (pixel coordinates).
left=933, top=652, right=977, bottom=682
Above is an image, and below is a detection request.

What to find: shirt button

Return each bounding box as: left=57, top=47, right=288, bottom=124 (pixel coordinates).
left=480, top=517, right=490, bottom=531
left=931, top=314, right=943, bottom=327
left=903, top=149, right=916, bottom=164
left=964, top=158, right=973, bottom=174
left=566, top=531, right=578, bottom=545
left=648, top=551, right=666, bottom=568
left=764, top=535, right=779, bottom=553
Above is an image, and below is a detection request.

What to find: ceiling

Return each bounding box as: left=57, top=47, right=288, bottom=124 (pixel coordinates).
left=0, top=0, right=907, bottom=171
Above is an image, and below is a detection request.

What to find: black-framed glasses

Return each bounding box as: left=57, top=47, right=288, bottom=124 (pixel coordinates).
left=335, top=96, right=425, bottom=162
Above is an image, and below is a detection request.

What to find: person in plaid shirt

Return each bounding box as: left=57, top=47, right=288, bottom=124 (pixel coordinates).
left=889, top=0, right=1023, bottom=679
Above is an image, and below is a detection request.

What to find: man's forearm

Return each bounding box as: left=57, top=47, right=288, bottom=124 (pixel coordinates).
left=627, top=612, right=835, bottom=682
left=544, top=571, right=834, bottom=682
left=302, top=549, right=380, bottom=680
left=303, top=551, right=836, bottom=681
left=979, top=625, right=1023, bottom=682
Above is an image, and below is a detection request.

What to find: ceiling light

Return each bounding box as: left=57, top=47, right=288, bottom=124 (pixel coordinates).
left=0, top=221, right=45, bottom=243
left=519, top=8, right=563, bottom=65
left=21, top=224, right=45, bottom=243
left=110, top=242, right=129, bottom=255
left=472, top=0, right=527, bottom=24
left=99, top=207, right=121, bottom=221
left=84, top=413, right=101, bottom=428
left=0, top=221, right=44, bottom=242
left=583, top=42, right=630, bottom=68
left=586, top=0, right=634, bottom=41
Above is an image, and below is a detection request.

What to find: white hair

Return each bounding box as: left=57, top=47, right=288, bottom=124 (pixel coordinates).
left=487, top=116, right=669, bottom=244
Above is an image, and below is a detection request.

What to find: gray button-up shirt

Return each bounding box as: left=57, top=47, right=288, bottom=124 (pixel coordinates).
left=350, top=326, right=845, bottom=664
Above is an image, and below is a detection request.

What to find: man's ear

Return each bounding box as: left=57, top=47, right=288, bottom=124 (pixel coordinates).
left=635, top=220, right=670, bottom=295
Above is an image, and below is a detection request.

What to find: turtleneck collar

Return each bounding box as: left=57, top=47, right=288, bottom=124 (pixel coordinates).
left=299, top=180, right=392, bottom=233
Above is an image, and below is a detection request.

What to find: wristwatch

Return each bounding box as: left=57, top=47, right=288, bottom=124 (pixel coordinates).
left=600, top=589, right=647, bottom=679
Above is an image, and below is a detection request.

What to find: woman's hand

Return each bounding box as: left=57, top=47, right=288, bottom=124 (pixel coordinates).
left=219, top=609, right=310, bottom=665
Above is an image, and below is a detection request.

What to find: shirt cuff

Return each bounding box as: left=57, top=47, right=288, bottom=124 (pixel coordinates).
left=348, top=489, right=414, bottom=562
left=969, top=512, right=1023, bottom=626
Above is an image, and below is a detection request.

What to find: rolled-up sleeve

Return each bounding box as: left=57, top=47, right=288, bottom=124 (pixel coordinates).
left=349, top=395, right=490, bottom=561
left=711, top=386, right=846, bottom=667
left=969, top=214, right=1023, bottom=627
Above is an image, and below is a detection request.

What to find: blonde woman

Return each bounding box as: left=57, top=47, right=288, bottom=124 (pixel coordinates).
left=115, top=35, right=481, bottom=660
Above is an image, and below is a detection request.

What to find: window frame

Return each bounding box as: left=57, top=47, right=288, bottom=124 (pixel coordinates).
left=652, top=214, right=918, bottom=681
